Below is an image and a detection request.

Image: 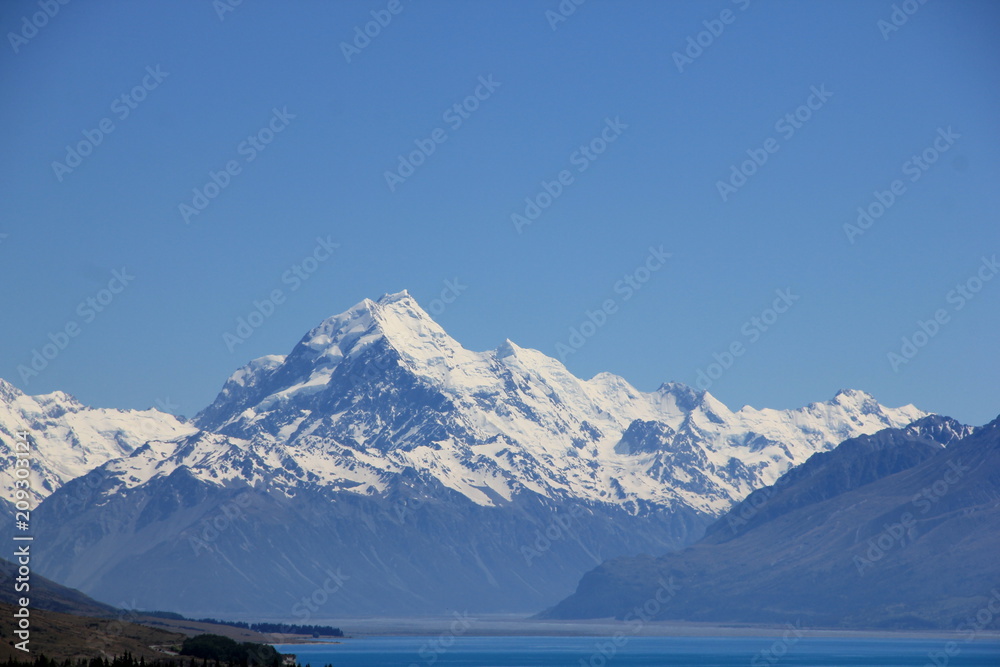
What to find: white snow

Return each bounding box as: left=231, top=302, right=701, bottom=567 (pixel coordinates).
left=0, top=292, right=933, bottom=518
left=0, top=379, right=196, bottom=505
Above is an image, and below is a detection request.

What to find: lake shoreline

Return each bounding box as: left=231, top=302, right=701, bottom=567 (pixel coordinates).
left=268, top=615, right=1000, bottom=641
left=270, top=635, right=1000, bottom=667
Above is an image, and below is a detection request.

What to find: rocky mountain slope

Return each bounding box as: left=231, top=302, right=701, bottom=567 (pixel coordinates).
left=543, top=415, right=1000, bottom=629
left=0, top=379, right=194, bottom=513
left=8, top=292, right=929, bottom=615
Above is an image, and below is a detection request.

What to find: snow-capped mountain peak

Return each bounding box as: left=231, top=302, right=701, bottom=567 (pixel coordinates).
left=0, top=385, right=196, bottom=507
left=2, top=292, right=935, bottom=520
left=181, top=292, right=933, bottom=514
left=291, top=290, right=468, bottom=385
left=5, top=291, right=955, bottom=620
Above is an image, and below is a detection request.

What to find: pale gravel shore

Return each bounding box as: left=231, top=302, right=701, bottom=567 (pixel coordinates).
left=274, top=614, right=1000, bottom=640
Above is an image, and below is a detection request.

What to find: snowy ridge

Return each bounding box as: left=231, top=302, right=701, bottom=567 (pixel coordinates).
left=0, top=379, right=195, bottom=506
left=8, top=292, right=939, bottom=618
left=0, top=292, right=929, bottom=517
left=175, top=291, right=928, bottom=514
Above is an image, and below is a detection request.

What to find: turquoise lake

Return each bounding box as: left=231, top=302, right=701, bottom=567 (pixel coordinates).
left=275, top=636, right=1000, bottom=667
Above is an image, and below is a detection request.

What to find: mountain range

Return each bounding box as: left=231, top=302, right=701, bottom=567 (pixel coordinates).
left=0, top=291, right=942, bottom=616
left=0, top=379, right=193, bottom=513
left=543, top=415, right=1000, bottom=629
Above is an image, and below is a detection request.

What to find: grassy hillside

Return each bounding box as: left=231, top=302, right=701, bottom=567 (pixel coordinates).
left=0, top=602, right=185, bottom=661
left=0, top=558, right=117, bottom=617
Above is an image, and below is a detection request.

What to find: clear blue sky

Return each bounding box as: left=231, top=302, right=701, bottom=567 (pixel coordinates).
left=2, top=1, right=998, bottom=425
